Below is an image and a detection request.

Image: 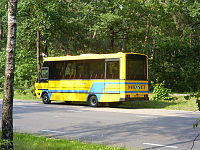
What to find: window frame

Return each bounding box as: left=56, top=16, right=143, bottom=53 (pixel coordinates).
left=105, top=58, right=120, bottom=79
left=40, top=67, right=49, bottom=80
left=126, top=54, right=147, bottom=80
left=48, top=59, right=106, bottom=80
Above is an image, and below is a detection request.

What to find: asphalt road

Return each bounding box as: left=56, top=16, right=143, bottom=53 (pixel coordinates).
left=1, top=100, right=200, bottom=150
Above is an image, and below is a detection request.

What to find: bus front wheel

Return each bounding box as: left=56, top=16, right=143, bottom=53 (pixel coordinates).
left=42, top=93, right=51, bottom=104
left=89, top=95, right=98, bottom=107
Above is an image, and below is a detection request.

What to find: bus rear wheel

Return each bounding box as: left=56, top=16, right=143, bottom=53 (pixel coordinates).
left=89, top=95, right=99, bottom=107
left=42, top=93, right=51, bottom=104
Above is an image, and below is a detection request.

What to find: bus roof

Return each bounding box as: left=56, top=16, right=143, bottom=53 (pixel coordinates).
left=44, top=52, right=147, bottom=62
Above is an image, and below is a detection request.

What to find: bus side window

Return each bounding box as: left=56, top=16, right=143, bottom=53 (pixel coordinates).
left=65, top=62, right=76, bottom=79
left=88, top=60, right=105, bottom=79
left=106, top=61, right=119, bottom=79
left=48, top=61, right=66, bottom=79
left=76, top=62, right=85, bottom=79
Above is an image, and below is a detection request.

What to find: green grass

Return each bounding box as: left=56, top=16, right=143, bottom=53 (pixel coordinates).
left=0, top=132, right=128, bottom=150
left=0, top=91, right=40, bottom=101
left=120, top=95, right=199, bottom=111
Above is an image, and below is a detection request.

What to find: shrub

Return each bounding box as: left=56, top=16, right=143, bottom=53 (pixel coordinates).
left=184, top=91, right=200, bottom=111
left=152, top=80, right=175, bottom=101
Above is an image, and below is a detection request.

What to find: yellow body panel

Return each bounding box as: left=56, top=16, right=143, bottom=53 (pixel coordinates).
left=35, top=79, right=148, bottom=102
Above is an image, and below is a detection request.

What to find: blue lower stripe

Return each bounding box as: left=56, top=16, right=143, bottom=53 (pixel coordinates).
left=48, top=90, right=148, bottom=94
left=121, top=91, right=148, bottom=93
left=104, top=82, right=148, bottom=85
left=49, top=90, right=88, bottom=93
left=124, top=82, right=148, bottom=85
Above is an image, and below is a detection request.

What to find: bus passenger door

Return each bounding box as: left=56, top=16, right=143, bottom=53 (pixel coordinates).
left=105, top=59, right=120, bottom=95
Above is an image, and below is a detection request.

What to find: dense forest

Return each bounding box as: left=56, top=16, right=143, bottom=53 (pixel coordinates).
left=0, top=0, right=199, bottom=92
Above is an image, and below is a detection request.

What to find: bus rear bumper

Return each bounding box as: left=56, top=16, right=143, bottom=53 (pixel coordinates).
left=120, top=97, right=149, bottom=102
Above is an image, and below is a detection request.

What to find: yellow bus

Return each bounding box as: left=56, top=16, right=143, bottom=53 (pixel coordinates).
left=34, top=52, right=148, bottom=107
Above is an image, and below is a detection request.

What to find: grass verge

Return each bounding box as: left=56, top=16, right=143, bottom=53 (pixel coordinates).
left=0, top=91, right=39, bottom=101
left=0, top=92, right=198, bottom=111
left=0, top=132, right=127, bottom=150
left=120, top=95, right=198, bottom=111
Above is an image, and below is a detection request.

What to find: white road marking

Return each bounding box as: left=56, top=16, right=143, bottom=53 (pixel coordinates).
left=14, top=106, right=27, bottom=108
left=143, top=143, right=178, bottom=149
left=41, top=129, right=65, bottom=134
left=66, top=110, right=83, bottom=113
left=135, top=115, right=157, bottom=118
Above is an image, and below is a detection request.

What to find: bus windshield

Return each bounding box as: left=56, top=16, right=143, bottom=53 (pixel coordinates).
left=126, top=54, right=147, bottom=80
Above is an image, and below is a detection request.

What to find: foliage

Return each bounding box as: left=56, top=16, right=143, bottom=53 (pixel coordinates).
left=0, top=0, right=199, bottom=92
left=152, top=80, right=175, bottom=101
left=188, top=90, right=200, bottom=149
left=184, top=91, right=200, bottom=111
left=0, top=139, right=13, bottom=150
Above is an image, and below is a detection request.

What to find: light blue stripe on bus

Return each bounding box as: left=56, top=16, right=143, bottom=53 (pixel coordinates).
left=105, top=82, right=148, bottom=85
left=104, top=91, right=120, bottom=93
left=42, top=89, right=52, bottom=99
left=121, top=91, right=148, bottom=93
left=124, top=82, right=148, bottom=85
left=104, top=91, right=148, bottom=93
left=89, top=82, right=105, bottom=102
left=49, top=90, right=88, bottom=93
left=48, top=90, right=148, bottom=94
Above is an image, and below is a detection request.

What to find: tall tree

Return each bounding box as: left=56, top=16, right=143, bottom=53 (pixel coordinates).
left=0, top=17, right=3, bottom=52
left=0, top=18, right=3, bottom=40
left=36, top=30, right=41, bottom=78
left=1, top=0, right=18, bottom=149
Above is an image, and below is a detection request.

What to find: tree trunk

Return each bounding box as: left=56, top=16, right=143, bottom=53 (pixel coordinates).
left=44, top=40, right=48, bottom=56
left=0, top=18, right=3, bottom=40
left=121, top=31, right=128, bottom=53
left=189, top=33, right=192, bottom=49
left=0, top=17, right=3, bottom=52
left=143, top=14, right=151, bottom=54
left=110, top=26, right=115, bottom=51
left=36, top=30, right=41, bottom=78
left=2, top=0, right=18, bottom=149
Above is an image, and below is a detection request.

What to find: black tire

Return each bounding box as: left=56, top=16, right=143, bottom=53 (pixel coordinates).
left=42, top=93, right=51, bottom=104
left=108, top=102, right=120, bottom=107
left=89, top=95, right=99, bottom=107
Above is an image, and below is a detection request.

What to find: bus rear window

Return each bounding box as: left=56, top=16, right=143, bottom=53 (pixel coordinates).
left=126, top=55, right=147, bottom=80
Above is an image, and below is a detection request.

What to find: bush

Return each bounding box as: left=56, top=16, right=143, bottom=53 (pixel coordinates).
left=152, top=80, right=175, bottom=101
left=184, top=91, right=200, bottom=111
